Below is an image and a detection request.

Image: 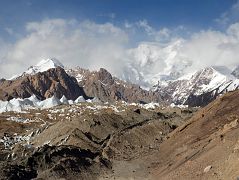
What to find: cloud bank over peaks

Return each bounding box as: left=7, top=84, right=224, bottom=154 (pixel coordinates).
left=122, top=39, right=192, bottom=88
left=215, top=0, right=239, bottom=25
left=0, top=19, right=128, bottom=78
left=1, top=18, right=239, bottom=88
left=122, top=22, right=239, bottom=87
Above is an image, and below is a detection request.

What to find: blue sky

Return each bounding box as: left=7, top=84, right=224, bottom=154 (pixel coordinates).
left=0, top=0, right=239, bottom=79
left=0, top=0, right=237, bottom=41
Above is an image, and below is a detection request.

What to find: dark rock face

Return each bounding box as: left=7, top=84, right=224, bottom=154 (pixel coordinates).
left=0, top=67, right=87, bottom=101
left=158, top=83, right=224, bottom=107
left=232, top=65, right=239, bottom=78
left=185, top=91, right=216, bottom=107
left=0, top=79, right=5, bottom=83
left=183, top=83, right=237, bottom=107
left=68, top=67, right=163, bottom=104
left=98, top=68, right=114, bottom=85
left=1, top=145, right=110, bottom=180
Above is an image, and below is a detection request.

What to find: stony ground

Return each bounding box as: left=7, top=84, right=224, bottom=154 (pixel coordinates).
left=142, top=90, right=239, bottom=180
left=0, top=102, right=196, bottom=180
left=2, top=89, right=239, bottom=180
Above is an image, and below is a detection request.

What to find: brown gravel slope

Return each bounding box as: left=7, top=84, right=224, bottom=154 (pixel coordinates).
left=143, top=89, right=239, bottom=180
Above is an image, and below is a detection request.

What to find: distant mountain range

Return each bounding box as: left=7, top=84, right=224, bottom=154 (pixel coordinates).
left=1, top=58, right=162, bottom=105
left=1, top=58, right=238, bottom=107
left=155, top=66, right=239, bottom=106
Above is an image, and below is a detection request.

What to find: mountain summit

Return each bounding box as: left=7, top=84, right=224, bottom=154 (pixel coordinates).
left=10, top=58, right=64, bottom=80
left=156, top=66, right=239, bottom=106
left=0, top=67, right=86, bottom=101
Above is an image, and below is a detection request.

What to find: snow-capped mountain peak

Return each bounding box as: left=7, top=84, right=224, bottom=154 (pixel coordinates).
left=187, top=66, right=234, bottom=93
left=122, top=40, right=191, bottom=88
left=10, top=58, right=64, bottom=80
left=156, top=65, right=239, bottom=106
left=33, top=58, right=64, bottom=71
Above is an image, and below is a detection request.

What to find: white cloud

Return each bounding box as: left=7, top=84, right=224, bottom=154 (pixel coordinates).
left=1, top=18, right=239, bottom=88
left=124, top=21, right=133, bottom=29
left=136, top=19, right=171, bottom=41
left=137, top=19, right=154, bottom=35
left=227, top=22, right=239, bottom=38
left=155, top=28, right=171, bottom=41
left=98, top=13, right=116, bottom=19
left=123, top=22, right=239, bottom=87
left=0, top=19, right=128, bottom=78
left=5, top=28, right=14, bottom=35
left=215, top=0, right=239, bottom=25
left=181, top=23, right=239, bottom=70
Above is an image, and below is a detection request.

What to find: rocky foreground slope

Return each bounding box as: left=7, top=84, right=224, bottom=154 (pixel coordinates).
left=141, top=89, right=239, bottom=180
left=0, top=101, right=196, bottom=179
left=1, top=88, right=239, bottom=180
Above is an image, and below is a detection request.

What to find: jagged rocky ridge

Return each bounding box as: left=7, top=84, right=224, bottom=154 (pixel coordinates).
left=2, top=58, right=239, bottom=107
left=67, top=67, right=162, bottom=104
left=1, top=59, right=163, bottom=105
left=67, top=63, right=239, bottom=107
left=0, top=67, right=87, bottom=101
left=155, top=66, right=239, bottom=106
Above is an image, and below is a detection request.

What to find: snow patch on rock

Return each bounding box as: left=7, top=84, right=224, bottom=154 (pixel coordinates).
left=10, top=58, right=64, bottom=80
left=75, top=96, right=86, bottom=103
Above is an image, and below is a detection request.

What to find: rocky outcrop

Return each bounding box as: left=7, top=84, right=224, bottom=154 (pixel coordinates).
left=67, top=67, right=163, bottom=104
left=0, top=67, right=87, bottom=101
left=0, top=145, right=110, bottom=180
